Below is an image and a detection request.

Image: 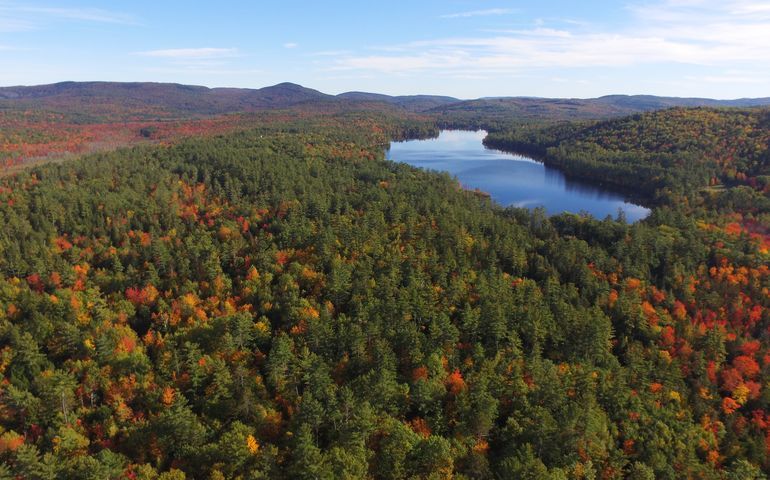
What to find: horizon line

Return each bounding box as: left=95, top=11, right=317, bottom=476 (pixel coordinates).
left=0, top=79, right=769, bottom=102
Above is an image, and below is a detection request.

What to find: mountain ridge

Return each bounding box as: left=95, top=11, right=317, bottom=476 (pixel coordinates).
left=1, top=81, right=769, bottom=120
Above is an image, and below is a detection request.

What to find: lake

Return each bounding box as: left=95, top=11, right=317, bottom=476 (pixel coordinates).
left=386, top=130, right=650, bottom=222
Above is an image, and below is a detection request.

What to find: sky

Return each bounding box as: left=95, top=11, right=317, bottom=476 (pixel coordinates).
left=1, top=0, right=769, bottom=99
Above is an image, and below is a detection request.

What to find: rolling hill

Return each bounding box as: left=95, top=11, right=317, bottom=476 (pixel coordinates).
left=2, top=80, right=770, bottom=172
left=2, top=81, right=770, bottom=122
left=337, top=91, right=460, bottom=112
left=0, top=81, right=333, bottom=119
left=430, top=94, right=770, bottom=124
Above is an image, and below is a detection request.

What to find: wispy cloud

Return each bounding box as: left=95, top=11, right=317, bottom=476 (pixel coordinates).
left=629, top=0, right=770, bottom=23
left=441, top=8, right=517, bottom=19
left=685, top=74, right=767, bottom=84
left=331, top=32, right=703, bottom=74
left=0, top=3, right=138, bottom=28
left=0, top=17, right=33, bottom=31
left=135, top=48, right=239, bottom=59
left=15, top=6, right=137, bottom=24
left=310, top=50, right=352, bottom=57
left=143, top=66, right=263, bottom=77
left=328, top=0, right=770, bottom=80
left=730, top=2, right=770, bottom=15
left=283, top=42, right=298, bottom=49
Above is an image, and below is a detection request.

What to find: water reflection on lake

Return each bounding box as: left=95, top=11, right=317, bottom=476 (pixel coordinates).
left=386, top=130, right=650, bottom=222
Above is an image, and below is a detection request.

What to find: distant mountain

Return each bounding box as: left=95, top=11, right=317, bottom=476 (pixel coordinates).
left=0, top=81, right=333, bottom=119
left=1, top=81, right=768, bottom=122
left=335, top=91, right=395, bottom=103
left=337, top=91, right=460, bottom=112
left=595, top=94, right=770, bottom=110
left=430, top=95, right=770, bottom=123
left=0, top=82, right=460, bottom=119
left=429, top=97, right=632, bottom=122
left=237, top=82, right=333, bottom=108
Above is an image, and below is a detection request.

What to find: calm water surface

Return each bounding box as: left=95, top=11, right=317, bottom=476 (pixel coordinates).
left=387, top=130, right=650, bottom=221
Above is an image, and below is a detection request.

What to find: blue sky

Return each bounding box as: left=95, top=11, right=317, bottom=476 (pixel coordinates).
left=1, top=0, right=769, bottom=98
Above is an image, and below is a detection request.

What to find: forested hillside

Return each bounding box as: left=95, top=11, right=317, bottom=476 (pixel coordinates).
left=0, top=82, right=333, bottom=119
left=4, top=82, right=770, bottom=177
left=0, top=108, right=769, bottom=479
left=432, top=97, right=770, bottom=128
left=0, top=106, right=435, bottom=177
left=485, top=107, right=770, bottom=204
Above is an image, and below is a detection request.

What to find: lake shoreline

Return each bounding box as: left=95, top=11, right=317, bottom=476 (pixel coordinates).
left=481, top=135, right=654, bottom=210
left=387, top=130, right=650, bottom=222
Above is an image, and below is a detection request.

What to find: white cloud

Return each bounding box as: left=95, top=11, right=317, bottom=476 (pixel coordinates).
left=310, top=50, right=352, bottom=57
left=135, top=48, right=239, bottom=59
left=16, top=6, right=137, bottom=24
left=328, top=0, right=770, bottom=80
left=143, top=66, right=264, bottom=76
left=0, top=3, right=138, bottom=27
left=685, top=74, right=767, bottom=84
left=0, top=17, right=33, bottom=31
left=332, top=34, right=706, bottom=74
left=283, top=42, right=298, bottom=49
left=630, top=0, right=770, bottom=22
left=731, top=2, right=770, bottom=14
left=441, top=8, right=517, bottom=19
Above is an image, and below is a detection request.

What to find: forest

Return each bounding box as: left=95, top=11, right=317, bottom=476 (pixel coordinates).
left=484, top=108, right=770, bottom=206
left=0, top=103, right=768, bottom=479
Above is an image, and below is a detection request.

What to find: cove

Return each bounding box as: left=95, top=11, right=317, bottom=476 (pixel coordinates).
left=386, top=130, right=650, bottom=222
